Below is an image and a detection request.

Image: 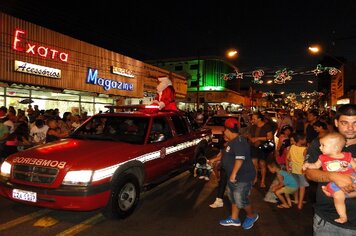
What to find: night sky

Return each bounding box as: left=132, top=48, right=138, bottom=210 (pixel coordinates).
left=1, top=0, right=356, bottom=92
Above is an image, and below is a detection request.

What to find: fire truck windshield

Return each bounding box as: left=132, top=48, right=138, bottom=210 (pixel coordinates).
left=71, top=116, right=150, bottom=144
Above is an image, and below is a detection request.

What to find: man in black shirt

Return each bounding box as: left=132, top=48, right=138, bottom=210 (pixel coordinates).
left=305, top=109, right=319, bottom=144
left=305, top=104, right=356, bottom=235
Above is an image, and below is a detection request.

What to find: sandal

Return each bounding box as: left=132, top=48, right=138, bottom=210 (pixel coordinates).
left=277, top=204, right=290, bottom=208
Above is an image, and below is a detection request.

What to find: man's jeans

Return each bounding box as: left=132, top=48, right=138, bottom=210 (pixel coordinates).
left=313, top=213, right=355, bottom=236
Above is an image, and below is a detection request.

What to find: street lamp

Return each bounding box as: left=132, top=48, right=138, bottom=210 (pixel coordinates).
left=196, top=55, right=201, bottom=110
left=308, top=45, right=344, bottom=65
left=308, top=44, right=344, bottom=108
left=225, top=49, right=240, bottom=92
left=226, top=49, right=238, bottom=58
left=308, top=46, right=320, bottom=54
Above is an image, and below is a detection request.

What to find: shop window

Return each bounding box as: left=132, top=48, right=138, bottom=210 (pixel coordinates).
left=95, top=97, right=114, bottom=104
left=95, top=102, right=114, bottom=114
left=7, top=88, right=30, bottom=97
left=56, top=93, right=79, bottom=101
left=81, top=102, right=94, bottom=116
left=81, top=96, right=93, bottom=102
left=31, top=90, right=52, bottom=99
left=7, top=97, right=27, bottom=111
left=0, top=97, right=4, bottom=107
left=0, top=87, right=4, bottom=107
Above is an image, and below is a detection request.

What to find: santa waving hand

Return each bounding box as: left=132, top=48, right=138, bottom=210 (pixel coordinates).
left=152, top=76, right=177, bottom=110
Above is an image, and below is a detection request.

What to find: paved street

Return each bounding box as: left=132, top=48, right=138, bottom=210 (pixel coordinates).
left=0, top=169, right=314, bottom=236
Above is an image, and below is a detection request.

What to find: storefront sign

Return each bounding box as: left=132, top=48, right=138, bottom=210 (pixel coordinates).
left=111, top=66, right=135, bottom=78
left=86, top=68, right=133, bottom=91
left=12, top=29, right=69, bottom=62
left=14, top=60, right=61, bottom=78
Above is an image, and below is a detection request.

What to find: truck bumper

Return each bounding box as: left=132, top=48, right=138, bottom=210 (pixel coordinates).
left=0, top=179, right=111, bottom=211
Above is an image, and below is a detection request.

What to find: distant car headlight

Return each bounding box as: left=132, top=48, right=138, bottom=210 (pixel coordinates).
left=0, top=161, right=11, bottom=178
left=62, top=170, right=93, bottom=186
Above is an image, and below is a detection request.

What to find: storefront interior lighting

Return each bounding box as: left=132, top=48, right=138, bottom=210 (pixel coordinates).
left=337, top=98, right=350, bottom=104
left=201, top=86, right=225, bottom=91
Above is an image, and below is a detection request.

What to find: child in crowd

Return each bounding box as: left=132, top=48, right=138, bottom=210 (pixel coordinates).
left=303, top=132, right=356, bottom=223
left=267, top=161, right=298, bottom=208
left=275, top=125, right=293, bottom=170
left=286, top=133, right=309, bottom=210
left=263, top=177, right=279, bottom=203
left=194, top=156, right=213, bottom=181
left=264, top=125, right=293, bottom=204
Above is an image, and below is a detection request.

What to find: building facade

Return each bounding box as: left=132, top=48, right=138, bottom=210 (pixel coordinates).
left=0, top=12, right=187, bottom=115
left=147, top=57, right=249, bottom=112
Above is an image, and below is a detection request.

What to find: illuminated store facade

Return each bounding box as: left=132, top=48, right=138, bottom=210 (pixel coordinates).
left=0, top=12, right=186, bottom=115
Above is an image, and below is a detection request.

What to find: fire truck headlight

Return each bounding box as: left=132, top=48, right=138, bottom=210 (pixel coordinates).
left=0, top=161, right=11, bottom=178
left=62, top=170, right=93, bottom=186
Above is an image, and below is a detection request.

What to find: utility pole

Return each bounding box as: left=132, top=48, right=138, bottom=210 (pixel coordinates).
left=196, top=56, right=200, bottom=110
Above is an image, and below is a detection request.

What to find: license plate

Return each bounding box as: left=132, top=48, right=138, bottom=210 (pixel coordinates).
left=212, top=138, right=219, bottom=143
left=12, top=189, right=37, bottom=202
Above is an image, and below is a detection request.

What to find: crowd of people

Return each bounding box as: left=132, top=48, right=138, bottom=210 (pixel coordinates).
left=1, top=101, right=355, bottom=233
left=203, top=104, right=356, bottom=234
left=0, top=104, right=88, bottom=161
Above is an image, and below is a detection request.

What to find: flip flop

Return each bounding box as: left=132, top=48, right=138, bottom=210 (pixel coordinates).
left=277, top=204, right=290, bottom=208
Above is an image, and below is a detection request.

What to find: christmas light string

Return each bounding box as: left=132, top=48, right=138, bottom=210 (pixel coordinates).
left=220, top=64, right=340, bottom=84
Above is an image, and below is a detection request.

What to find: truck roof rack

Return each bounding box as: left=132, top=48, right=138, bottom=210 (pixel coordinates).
left=104, top=105, right=182, bottom=114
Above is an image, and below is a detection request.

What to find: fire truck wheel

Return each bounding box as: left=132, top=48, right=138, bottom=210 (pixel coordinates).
left=104, top=173, right=140, bottom=219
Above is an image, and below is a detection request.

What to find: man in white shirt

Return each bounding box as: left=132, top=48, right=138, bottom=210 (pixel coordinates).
left=30, top=119, right=49, bottom=145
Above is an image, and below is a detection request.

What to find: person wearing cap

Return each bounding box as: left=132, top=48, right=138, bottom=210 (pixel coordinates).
left=219, top=118, right=259, bottom=230
left=152, top=76, right=177, bottom=110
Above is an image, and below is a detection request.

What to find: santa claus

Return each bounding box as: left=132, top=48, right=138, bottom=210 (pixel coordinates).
left=152, top=76, right=177, bottom=110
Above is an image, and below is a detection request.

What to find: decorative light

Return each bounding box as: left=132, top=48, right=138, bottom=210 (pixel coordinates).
left=274, top=68, right=293, bottom=84
left=312, top=64, right=323, bottom=76
left=236, top=73, right=244, bottom=80
left=328, top=67, right=340, bottom=76
left=252, top=70, right=264, bottom=84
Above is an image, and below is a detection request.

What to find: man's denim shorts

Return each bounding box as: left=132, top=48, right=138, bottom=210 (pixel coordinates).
left=227, top=181, right=252, bottom=209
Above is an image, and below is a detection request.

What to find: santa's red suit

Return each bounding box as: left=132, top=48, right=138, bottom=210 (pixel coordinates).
left=152, top=76, right=177, bottom=110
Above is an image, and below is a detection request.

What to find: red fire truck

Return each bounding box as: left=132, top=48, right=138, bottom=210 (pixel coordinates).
left=0, top=105, right=212, bottom=218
